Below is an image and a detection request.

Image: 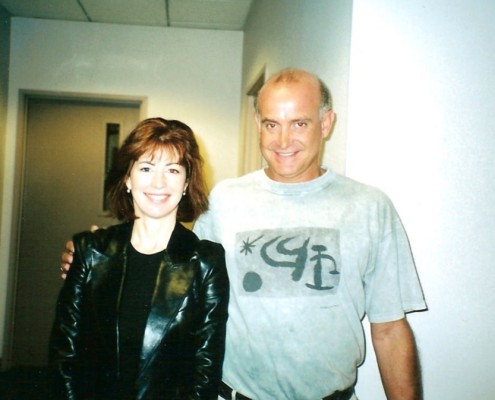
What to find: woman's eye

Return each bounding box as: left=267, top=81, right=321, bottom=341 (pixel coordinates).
left=140, top=167, right=150, bottom=172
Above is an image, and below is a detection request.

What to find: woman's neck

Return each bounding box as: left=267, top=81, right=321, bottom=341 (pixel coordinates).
left=130, top=217, right=176, bottom=254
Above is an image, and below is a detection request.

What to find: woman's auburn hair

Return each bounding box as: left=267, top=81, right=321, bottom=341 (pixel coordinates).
left=106, top=117, right=209, bottom=222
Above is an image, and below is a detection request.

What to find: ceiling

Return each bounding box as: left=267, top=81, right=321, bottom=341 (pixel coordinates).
left=0, top=0, right=254, bottom=31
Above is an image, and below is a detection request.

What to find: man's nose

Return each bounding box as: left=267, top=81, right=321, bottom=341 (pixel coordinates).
left=277, top=128, right=291, bottom=148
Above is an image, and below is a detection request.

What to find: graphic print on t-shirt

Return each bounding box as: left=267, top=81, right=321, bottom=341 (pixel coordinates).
left=236, top=227, right=341, bottom=297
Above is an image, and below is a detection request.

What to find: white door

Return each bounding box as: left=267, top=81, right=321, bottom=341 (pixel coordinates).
left=10, top=97, right=140, bottom=366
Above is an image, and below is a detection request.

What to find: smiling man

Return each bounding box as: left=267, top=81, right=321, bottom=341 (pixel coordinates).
left=255, top=70, right=334, bottom=183
left=194, top=69, right=426, bottom=400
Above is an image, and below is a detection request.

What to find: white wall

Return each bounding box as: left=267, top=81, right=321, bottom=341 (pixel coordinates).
left=241, top=0, right=353, bottom=174
left=0, top=17, right=243, bottom=358
left=348, top=1, right=495, bottom=398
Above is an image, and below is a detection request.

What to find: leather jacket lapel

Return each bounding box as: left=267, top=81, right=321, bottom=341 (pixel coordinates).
left=140, top=256, right=194, bottom=354
left=139, top=223, right=199, bottom=370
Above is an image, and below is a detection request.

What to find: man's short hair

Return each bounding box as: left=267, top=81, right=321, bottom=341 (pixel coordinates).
left=254, top=68, right=333, bottom=116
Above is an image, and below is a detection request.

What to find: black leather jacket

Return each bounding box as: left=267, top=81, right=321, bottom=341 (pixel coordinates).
left=49, top=222, right=229, bottom=400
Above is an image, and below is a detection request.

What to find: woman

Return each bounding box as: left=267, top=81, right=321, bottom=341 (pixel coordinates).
left=49, top=118, right=229, bottom=400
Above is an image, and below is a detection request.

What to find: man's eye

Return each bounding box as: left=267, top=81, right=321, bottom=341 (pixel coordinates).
left=265, top=123, right=277, bottom=129
left=295, top=122, right=307, bottom=128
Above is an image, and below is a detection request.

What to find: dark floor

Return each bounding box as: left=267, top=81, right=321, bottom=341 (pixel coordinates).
left=0, top=366, right=52, bottom=400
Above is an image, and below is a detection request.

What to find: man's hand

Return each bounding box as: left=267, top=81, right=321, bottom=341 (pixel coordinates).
left=59, top=225, right=99, bottom=280
left=60, top=241, right=74, bottom=280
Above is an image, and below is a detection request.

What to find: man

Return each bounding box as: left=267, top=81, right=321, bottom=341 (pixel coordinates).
left=62, top=68, right=426, bottom=399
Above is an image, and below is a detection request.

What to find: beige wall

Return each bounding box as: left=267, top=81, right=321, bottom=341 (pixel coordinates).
left=0, top=6, right=11, bottom=253
left=0, top=17, right=244, bottom=359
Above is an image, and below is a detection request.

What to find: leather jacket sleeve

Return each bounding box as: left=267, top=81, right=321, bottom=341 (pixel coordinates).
left=189, top=240, right=229, bottom=399
left=49, top=230, right=99, bottom=400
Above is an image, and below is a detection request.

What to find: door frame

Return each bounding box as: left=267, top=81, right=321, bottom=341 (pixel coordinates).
left=238, top=67, right=265, bottom=176
left=1, top=90, right=146, bottom=369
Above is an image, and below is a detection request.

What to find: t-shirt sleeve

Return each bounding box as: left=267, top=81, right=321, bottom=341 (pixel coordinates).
left=193, top=183, right=224, bottom=243
left=193, top=210, right=215, bottom=241
left=364, top=204, right=427, bottom=323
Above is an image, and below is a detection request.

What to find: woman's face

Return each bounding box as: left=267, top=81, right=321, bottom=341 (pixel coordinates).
left=126, top=148, right=188, bottom=222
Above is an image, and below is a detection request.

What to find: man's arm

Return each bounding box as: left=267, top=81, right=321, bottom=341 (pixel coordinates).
left=371, top=318, right=422, bottom=400
left=60, top=226, right=99, bottom=279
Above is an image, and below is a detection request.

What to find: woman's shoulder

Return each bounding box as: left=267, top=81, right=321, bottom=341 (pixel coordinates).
left=194, top=240, right=226, bottom=276
left=194, top=240, right=228, bottom=288
left=195, top=239, right=225, bottom=258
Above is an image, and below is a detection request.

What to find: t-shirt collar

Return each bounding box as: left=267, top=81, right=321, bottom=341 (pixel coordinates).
left=258, top=167, right=335, bottom=195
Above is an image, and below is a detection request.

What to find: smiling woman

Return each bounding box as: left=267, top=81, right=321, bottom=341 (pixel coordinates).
left=125, top=149, right=189, bottom=253
left=105, top=118, right=209, bottom=224
left=127, top=152, right=187, bottom=222
left=49, top=117, right=229, bottom=400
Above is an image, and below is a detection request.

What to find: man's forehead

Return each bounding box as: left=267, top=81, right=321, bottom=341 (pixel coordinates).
left=261, top=78, right=320, bottom=100
left=258, top=82, right=321, bottom=114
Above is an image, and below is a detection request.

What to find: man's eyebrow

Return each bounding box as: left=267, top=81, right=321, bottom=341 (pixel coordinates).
left=262, top=117, right=312, bottom=123
left=261, top=118, right=278, bottom=124
left=293, top=117, right=311, bottom=122
left=260, top=117, right=313, bottom=125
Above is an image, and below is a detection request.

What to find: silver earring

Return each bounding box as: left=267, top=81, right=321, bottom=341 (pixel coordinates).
left=182, top=190, right=187, bottom=196
left=127, top=188, right=130, bottom=193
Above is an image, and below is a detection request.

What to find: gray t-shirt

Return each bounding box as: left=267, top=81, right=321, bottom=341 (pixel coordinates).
left=194, top=168, right=426, bottom=399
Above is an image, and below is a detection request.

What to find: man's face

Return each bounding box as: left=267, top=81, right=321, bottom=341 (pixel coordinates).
left=256, top=78, right=333, bottom=183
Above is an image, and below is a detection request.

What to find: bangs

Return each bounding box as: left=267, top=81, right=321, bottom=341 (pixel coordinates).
left=132, top=135, right=187, bottom=167
left=139, top=144, right=183, bottom=164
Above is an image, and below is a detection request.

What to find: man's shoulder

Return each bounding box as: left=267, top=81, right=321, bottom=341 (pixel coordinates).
left=334, top=173, right=391, bottom=201
left=210, top=170, right=261, bottom=197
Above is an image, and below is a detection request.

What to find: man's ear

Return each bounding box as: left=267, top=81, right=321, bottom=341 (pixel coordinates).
left=321, top=110, right=336, bottom=139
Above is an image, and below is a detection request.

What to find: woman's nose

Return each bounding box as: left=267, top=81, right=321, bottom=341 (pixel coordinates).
left=151, top=172, right=166, bottom=188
